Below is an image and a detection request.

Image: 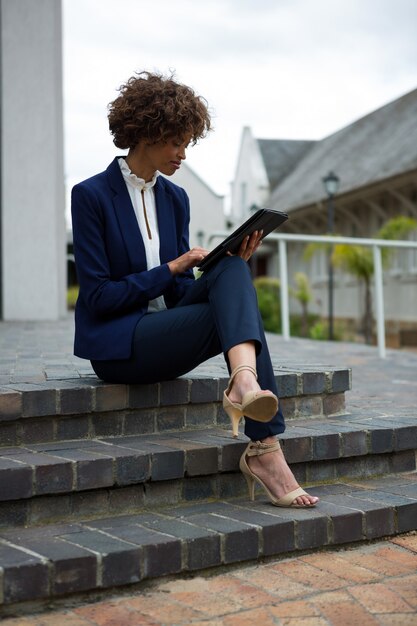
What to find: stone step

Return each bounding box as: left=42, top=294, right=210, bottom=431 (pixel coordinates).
left=0, top=366, right=350, bottom=446
left=0, top=414, right=415, bottom=529
left=0, top=472, right=415, bottom=607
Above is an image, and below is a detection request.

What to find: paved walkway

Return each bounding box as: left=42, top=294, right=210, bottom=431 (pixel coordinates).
left=1, top=317, right=416, bottom=414
left=0, top=317, right=416, bottom=625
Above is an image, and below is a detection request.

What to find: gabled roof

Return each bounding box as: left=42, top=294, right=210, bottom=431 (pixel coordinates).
left=258, top=139, right=316, bottom=190
left=270, top=87, right=417, bottom=212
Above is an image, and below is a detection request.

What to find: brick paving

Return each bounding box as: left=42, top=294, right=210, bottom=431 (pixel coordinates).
left=0, top=535, right=415, bottom=625
left=0, top=317, right=416, bottom=624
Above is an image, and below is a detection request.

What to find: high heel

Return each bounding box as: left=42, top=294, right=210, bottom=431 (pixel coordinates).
left=239, top=440, right=317, bottom=508
left=223, top=365, right=278, bottom=437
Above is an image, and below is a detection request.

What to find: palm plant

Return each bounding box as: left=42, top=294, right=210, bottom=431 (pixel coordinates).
left=305, top=216, right=417, bottom=344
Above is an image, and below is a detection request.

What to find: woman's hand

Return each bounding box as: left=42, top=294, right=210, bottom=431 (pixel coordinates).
left=233, top=230, right=263, bottom=262
left=168, top=247, right=209, bottom=275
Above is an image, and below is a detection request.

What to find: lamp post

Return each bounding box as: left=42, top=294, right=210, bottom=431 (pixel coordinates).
left=322, top=171, right=340, bottom=340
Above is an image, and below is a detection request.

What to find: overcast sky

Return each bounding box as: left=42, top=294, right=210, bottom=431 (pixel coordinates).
left=63, top=0, right=417, bottom=217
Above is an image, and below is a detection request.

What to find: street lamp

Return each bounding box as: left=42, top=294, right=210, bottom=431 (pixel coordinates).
left=322, top=171, right=340, bottom=340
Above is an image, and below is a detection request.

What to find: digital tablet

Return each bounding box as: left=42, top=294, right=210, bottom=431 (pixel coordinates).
left=197, top=208, right=288, bottom=272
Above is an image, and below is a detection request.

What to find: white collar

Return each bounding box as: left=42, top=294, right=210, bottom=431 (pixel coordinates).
left=118, top=157, right=159, bottom=191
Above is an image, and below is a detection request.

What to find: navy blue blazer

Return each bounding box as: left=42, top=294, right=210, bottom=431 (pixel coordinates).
left=71, top=157, right=195, bottom=360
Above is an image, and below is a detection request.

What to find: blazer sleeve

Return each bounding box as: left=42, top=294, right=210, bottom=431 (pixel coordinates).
left=71, top=183, right=176, bottom=318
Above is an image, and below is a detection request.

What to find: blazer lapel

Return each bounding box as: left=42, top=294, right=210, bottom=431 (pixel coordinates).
left=107, top=158, right=147, bottom=271
left=155, top=178, right=177, bottom=264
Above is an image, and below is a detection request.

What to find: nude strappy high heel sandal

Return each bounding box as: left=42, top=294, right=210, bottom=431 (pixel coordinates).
left=239, top=440, right=317, bottom=508
left=223, top=365, right=278, bottom=438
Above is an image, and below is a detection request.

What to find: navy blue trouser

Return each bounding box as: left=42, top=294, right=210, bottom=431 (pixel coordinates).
left=92, top=256, right=285, bottom=439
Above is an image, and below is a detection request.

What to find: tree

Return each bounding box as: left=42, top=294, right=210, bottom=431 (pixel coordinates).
left=305, top=216, right=417, bottom=344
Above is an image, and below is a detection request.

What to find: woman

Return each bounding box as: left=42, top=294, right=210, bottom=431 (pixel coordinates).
left=71, top=71, right=318, bottom=508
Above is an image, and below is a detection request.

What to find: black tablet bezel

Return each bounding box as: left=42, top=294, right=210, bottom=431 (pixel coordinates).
left=197, top=208, right=288, bottom=272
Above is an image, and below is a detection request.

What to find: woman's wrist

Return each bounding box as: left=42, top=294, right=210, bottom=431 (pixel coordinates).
left=168, top=260, right=177, bottom=275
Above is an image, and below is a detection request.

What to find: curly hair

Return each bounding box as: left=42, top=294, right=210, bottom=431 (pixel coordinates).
left=108, top=71, right=212, bottom=149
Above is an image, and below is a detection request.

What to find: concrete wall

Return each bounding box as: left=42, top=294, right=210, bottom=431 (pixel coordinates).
left=0, top=0, right=66, bottom=320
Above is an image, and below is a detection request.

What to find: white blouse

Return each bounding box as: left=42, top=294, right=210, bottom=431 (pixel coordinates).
left=118, top=158, right=167, bottom=313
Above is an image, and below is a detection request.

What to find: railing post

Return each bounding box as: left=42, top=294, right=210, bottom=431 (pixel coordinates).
left=278, top=239, right=290, bottom=340
left=209, top=230, right=417, bottom=358
left=373, top=244, right=386, bottom=359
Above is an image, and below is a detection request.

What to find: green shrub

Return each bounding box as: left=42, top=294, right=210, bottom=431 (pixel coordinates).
left=253, top=276, right=281, bottom=333
left=308, top=319, right=347, bottom=341
left=67, top=285, right=79, bottom=309
left=254, top=277, right=320, bottom=338
left=309, top=320, right=328, bottom=341
left=290, top=272, right=313, bottom=337
left=290, top=313, right=320, bottom=337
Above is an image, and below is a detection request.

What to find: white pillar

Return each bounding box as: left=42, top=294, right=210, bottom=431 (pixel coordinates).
left=278, top=239, right=290, bottom=340
left=373, top=244, right=386, bottom=358
left=0, top=0, right=66, bottom=320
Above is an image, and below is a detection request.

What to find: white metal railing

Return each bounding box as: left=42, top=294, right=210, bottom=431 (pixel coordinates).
left=207, top=231, right=417, bottom=358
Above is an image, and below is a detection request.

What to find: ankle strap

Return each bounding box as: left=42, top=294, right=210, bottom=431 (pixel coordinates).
left=246, top=440, right=281, bottom=457
left=229, top=365, right=257, bottom=385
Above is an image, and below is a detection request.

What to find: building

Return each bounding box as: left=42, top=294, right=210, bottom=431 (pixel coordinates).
left=166, top=162, right=225, bottom=249
left=230, top=126, right=315, bottom=226
left=231, top=89, right=417, bottom=345
left=0, top=0, right=66, bottom=320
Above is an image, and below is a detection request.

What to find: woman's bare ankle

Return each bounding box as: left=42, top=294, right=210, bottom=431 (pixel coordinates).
left=259, top=435, right=278, bottom=444
left=228, top=370, right=260, bottom=404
